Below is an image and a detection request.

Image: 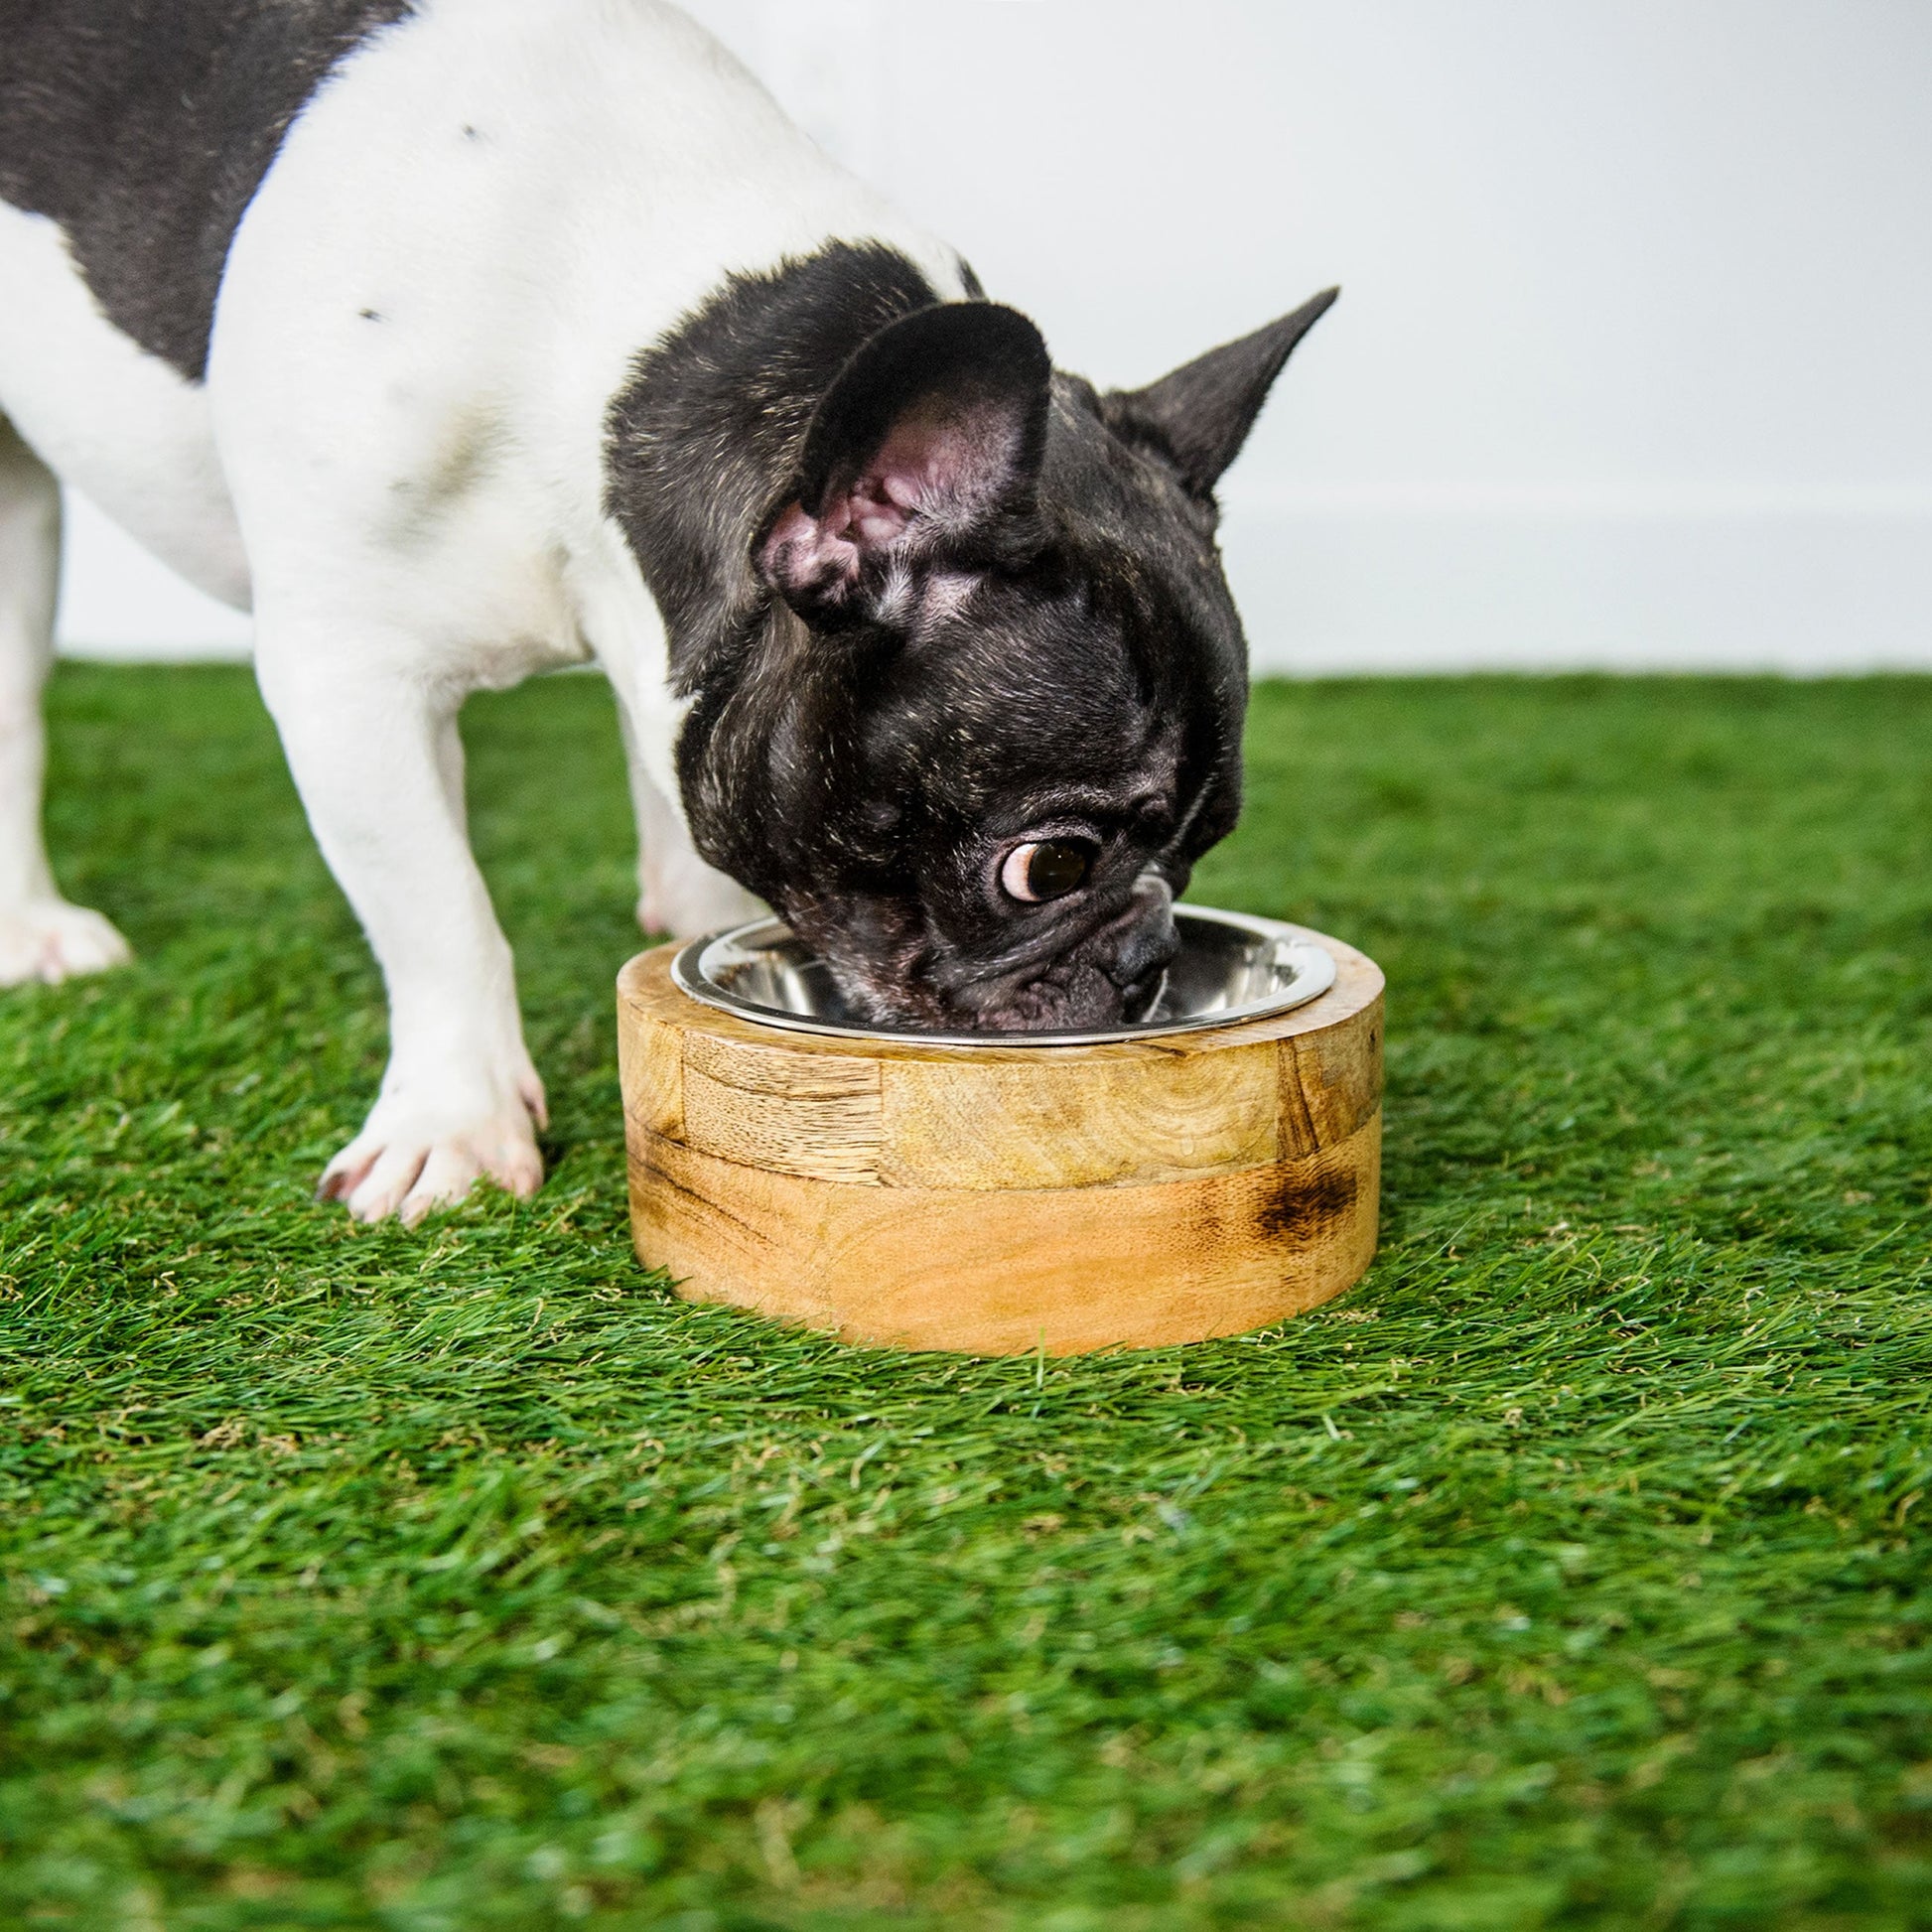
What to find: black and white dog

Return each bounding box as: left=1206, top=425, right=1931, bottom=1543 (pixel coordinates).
left=0, top=0, right=1333, bottom=1223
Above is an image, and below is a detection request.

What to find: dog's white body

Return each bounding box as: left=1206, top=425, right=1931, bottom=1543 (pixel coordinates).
left=0, top=0, right=966, bottom=1220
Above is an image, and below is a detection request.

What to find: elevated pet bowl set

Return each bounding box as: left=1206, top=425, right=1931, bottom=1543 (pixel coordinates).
left=617, top=906, right=1384, bottom=1356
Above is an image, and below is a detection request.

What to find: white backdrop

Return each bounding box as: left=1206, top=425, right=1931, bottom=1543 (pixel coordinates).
left=57, top=0, right=1932, bottom=671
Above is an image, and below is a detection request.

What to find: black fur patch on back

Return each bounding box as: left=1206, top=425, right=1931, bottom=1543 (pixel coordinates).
left=0, top=0, right=413, bottom=381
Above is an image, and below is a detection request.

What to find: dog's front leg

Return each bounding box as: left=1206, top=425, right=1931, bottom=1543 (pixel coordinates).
left=590, top=604, right=762, bottom=941
left=615, top=702, right=763, bottom=941
left=256, top=640, right=544, bottom=1225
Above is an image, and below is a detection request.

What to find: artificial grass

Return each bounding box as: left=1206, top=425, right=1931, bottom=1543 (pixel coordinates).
left=2, top=665, right=1930, bottom=1932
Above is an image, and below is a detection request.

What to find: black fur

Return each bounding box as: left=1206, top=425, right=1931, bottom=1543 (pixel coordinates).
left=1104, top=287, right=1340, bottom=496
left=0, top=0, right=412, bottom=381
left=607, top=243, right=941, bottom=696
left=606, top=244, right=1334, bottom=1033
left=761, top=298, right=1054, bottom=627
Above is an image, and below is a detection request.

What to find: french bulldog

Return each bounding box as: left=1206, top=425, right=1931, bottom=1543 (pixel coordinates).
left=0, top=0, right=1333, bottom=1223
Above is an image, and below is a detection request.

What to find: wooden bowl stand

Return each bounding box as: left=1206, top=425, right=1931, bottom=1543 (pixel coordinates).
left=616, top=924, right=1383, bottom=1355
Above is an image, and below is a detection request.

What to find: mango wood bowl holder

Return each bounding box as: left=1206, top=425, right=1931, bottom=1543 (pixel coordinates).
left=616, top=914, right=1383, bottom=1356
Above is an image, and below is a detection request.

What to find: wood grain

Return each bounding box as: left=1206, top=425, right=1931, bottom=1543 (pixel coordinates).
left=876, top=1048, right=1281, bottom=1190
left=615, top=921, right=1385, bottom=1355
left=680, top=1033, right=883, bottom=1184
left=628, top=1115, right=1380, bottom=1356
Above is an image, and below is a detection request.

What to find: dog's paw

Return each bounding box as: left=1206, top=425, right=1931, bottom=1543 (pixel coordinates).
left=0, top=898, right=132, bottom=987
left=318, top=1069, right=548, bottom=1226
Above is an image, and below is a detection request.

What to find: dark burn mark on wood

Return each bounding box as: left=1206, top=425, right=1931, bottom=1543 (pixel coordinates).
left=1254, top=1165, right=1358, bottom=1245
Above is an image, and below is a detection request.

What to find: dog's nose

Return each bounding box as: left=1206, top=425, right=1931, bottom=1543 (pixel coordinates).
left=1100, top=874, right=1179, bottom=992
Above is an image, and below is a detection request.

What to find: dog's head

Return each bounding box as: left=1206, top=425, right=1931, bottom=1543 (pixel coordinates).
left=679, top=288, right=1335, bottom=1032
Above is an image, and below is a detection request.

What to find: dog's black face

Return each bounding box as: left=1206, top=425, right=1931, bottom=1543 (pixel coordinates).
left=676, top=286, right=1335, bottom=1032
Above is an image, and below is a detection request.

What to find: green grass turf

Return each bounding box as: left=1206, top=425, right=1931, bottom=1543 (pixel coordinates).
left=3, top=666, right=1931, bottom=1931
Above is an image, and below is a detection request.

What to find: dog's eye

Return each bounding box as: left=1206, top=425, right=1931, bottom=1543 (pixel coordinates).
left=1001, top=839, right=1094, bottom=903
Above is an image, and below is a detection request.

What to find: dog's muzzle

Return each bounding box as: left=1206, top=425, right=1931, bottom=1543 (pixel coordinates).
left=1093, top=871, right=1179, bottom=1021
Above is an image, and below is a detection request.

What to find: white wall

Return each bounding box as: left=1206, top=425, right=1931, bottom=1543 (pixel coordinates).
left=59, top=0, right=1932, bottom=671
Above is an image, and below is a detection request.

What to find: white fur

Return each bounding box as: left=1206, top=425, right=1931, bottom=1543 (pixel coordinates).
left=0, top=0, right=965, bottom=1221
left=0, top=207, right=249, bottom=607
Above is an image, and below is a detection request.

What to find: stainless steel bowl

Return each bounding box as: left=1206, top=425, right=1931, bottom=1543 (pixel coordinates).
left=669, top=904, right=1337, bottom=1047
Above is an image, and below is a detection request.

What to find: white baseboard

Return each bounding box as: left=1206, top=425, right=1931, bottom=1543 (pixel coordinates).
left=56, top=487, right=1932, bottom=677
left=56, top=490, right=252, bottom=661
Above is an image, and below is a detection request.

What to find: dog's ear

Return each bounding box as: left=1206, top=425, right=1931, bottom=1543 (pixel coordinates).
left=1108, top=286, right=1338, bottom=497
left=757, top=301, right=1051, bottom=628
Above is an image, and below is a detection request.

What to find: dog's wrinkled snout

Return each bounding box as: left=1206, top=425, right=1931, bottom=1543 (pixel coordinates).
left=918, top=872, right=1181, bottom=1033
left=1101, top=900, right=1178, bottom=989
left=1098, top=872, right=1178, bottom=1006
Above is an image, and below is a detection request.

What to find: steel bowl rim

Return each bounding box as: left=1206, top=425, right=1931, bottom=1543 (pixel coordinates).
left=667, top=904, right=1338, bottom=1047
